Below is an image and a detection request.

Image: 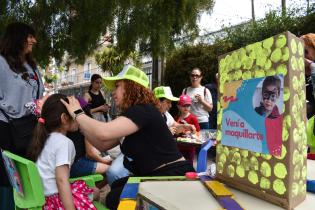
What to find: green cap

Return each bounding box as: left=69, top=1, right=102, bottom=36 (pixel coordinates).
left=103, top=65, right=149, bottom=90
left=153, top=86, right=179, bottom=101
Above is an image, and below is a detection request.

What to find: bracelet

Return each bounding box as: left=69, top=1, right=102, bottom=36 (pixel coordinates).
left=74, top=112, right=85, bottom=120
left=73, top=108, right=84, bottom=120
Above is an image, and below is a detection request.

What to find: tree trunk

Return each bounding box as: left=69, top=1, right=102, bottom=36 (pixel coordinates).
left=281, top=0, right=286, bottom=16
left=152, top=57, right=159, bottom=88
left=307, top=0, right=310, bottom=15
left=251, top=0, right=255, bottom=22
left=160, top=56, right=165, bottom=85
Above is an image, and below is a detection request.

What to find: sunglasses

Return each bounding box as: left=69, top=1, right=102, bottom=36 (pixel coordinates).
left=190, top=74, right=201, bottom=78
left=262, top=90, right=278, bottom=102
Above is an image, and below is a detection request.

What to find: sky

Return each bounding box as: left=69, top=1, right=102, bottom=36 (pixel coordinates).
left=198, top=0, right=314, bottom=34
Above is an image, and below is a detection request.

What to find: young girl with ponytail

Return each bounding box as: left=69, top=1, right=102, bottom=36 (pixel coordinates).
left=28, top=94, right=99, bottom=210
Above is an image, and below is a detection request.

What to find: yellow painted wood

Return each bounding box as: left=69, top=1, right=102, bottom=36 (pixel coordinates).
left=117, top=200, right=137, bottom=210
left=204, top=181, right=233, bottom=197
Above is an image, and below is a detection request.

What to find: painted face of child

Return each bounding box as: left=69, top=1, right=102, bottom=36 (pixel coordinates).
left=178, top=104, right=190, bottom=115
left=262, top=85, right=278, bottom=111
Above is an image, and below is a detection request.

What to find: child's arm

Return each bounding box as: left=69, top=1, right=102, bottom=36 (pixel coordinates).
left=173, top=121, right=196, bottom=134
left=85, top=139, right=112, bottom=164
left=56, top=164, right=76, bottom=210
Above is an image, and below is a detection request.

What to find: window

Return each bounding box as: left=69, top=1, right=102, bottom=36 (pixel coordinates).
left=70, top=68, right=76, bottom=84
left=84, top=63, right=91, bottom=80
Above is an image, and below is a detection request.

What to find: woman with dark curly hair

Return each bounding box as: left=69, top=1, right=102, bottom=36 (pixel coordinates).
left=61, top=65, right=195, bottom=210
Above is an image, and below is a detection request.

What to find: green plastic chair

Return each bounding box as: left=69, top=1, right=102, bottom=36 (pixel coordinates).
left=2, top=150, right=108, bottom=210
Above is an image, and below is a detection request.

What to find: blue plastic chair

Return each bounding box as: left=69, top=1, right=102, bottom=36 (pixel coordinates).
left=196, top=140, right=215, bottom=173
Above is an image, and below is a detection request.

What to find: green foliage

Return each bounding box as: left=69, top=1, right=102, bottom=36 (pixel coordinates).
left=115, top=0, right=214, bottom=57
left=224, top=9, right=304, bottom=52
left=95, top=46, right=141, bottom=75
left=44, top=73, right=58, bottom=84
left=0, top=0, right=213, bottom=68
left=165, top=41, right=230, bottom=96
left=165, top=5, right=315, bottom=95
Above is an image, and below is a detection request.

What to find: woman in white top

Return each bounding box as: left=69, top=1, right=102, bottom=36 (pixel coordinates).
left=182, top=68, right=213, bottom=129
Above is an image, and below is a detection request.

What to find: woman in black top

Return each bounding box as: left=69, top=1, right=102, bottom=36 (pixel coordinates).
left=84, top=74, right=109, bottom=121
left=61, top=65, right=195, bottom=210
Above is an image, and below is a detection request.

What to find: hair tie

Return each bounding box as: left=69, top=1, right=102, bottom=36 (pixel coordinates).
left=38, top=117, right=45, bottom=124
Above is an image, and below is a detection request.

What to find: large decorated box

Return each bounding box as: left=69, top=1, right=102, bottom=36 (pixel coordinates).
left=216, top=32, right=307, bottom=209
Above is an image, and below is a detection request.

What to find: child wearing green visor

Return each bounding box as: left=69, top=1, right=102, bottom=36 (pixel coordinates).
left=61, top=65, right=195, bottom=210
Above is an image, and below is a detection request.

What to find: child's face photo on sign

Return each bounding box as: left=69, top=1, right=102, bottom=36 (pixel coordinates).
left=221, top=75, right=284, bottom=156
left=253, top=76, right=283, bottom=119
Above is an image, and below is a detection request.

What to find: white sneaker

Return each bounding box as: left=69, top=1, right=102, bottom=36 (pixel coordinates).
left=207, top=163, right=216, bottom=178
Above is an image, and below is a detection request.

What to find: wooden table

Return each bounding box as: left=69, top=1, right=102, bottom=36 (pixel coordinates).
left=138, top=160, right=315, bottom=210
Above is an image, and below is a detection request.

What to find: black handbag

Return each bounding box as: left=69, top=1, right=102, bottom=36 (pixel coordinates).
left=0, top=109, right=37, bottom=155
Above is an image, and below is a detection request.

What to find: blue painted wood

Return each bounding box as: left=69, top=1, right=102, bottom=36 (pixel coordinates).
left=199, top=175, right=213, bottom=182
left=218, top=197, right=244, bottom=210
left=307, top=180, right=315, bottom=193
left=120, top=183, right=139, bottom=199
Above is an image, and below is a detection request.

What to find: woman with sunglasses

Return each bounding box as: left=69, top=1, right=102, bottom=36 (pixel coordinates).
left=182, top=67, right=213, bottom=129
left=0, top=22, right=44, bottom=208
left=255, top=76, right=281, bottom=119
left=301, top=33, right=315, bottom=119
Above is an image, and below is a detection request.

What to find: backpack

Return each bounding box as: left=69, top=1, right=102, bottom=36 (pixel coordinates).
left=183, top=87, right=207, bottom=97
left=184, top=86, right=217, bottom=129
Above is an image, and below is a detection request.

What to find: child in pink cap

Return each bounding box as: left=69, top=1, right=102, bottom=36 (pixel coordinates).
left=175, top=94, right=200, bottom=164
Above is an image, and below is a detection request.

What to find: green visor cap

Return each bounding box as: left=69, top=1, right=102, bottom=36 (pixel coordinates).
left=103, top=65, right=149, bottom=90
left=153, top=86, right=179, bottom=101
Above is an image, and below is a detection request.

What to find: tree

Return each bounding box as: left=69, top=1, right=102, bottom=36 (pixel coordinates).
left=251, top=0, right=255, bottom=22
left=0, top=0, right=214, bottom=68
left=95, top=46, right=141, bottom=75
left=282, top=0, right=286, bottom=16
left=307, top=0, right=311, bottom=14
left=165, top=4, right=315, bottom=96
